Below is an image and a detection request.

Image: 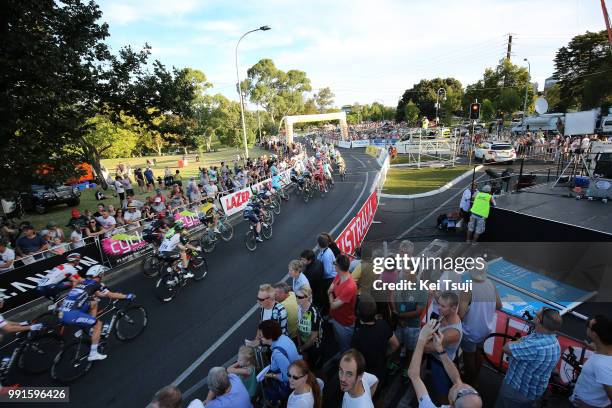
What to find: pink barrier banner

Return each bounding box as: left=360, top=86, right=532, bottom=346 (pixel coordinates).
left=336, top=190, right=378, bottom=255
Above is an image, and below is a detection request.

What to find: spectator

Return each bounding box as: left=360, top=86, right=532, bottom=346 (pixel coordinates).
left=349, top=246, right=361, bottom=273
left=85, top=219, right=105, bottom=238
left=153, top=189, right=167, bottom=203
left=95, top=188, right=108, bottom=201
left=260, top=320, right=302, bottom=403
left=164, top=167, right=173, bottom=186
left=200, top=367, right=251, bottom=408
left=114, top=209, right=126, bottom=227
left=44, top=221, right=65, bottom=242
left=408, top=320, right=482, bottom=408
left=295, top=286, right=322, bottom=366
left=287, top=359, right=322, bottom=408
left=328, top=254, right=358, bottom=353
left=141, top=205, right=156, bottom=222
left=459, top=264, right=502, bottom=387
left=496, top=308, right=562, bottom=408
left=124, top=205, right=142, bottom=227
left=151, top=197, right=166, bottom=214
left=16, top=225, right=48, bottom=263
left=190, top=184, right=203, bottom=205
left=467, top=184, right=495, bottom=244
left=123, top=194, right=144, bottom=210
left=248, top=284, right=288, bottom=346
left=274, top=282, right=299, bottom=342
left=148, top=385, right=182, bottom=408
left=227, top=346, right=258, bottom=400
left=289, top=259, right=310, bottom=293
left=425, top=291, right=463, bottom=404
left=134, top=167, right=145, bottom=193
left=459, top=183, right=477, bottom=230
left=114, top=175, right=126, bottom=204
left=339, top=349, right=378, bottom=407
left=174, top=169, right=182, bottom=186
left=66, top=209, right=88, bottom=229
left=69, top=224, right=85, bottom=249
left=168, top=185, right=186, bottom=208
left=96, top=209, right=117, bottom=237
left=316, top=235, right=336, bottom=313
left=122, top=175, right=135, bottom=197
left=93, top=204, right=105, bottom=218
left=351, top=294, right=399, bottom=386
left=320, top=232, right=341, bottom=258
left=144, top=167, right=155, bottom=192
left=570, top=314, right=612, bottom=407
left=300, top=249, right=324, bottom=308
left=204, top=179, right=219, bottom=199
left=107, top=204, right=117, bottom=217
left=0, top=239, right=15, bottom=272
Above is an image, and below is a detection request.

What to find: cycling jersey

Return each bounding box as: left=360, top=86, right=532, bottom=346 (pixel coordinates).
left=271, top=175, right=282, bottom=190
left=270, top=165, right=278, bottom=176
left=60, top=279, right=107, bottom=313
left=159, top=232, right=187, bottom=252
left=200, top=202, right=218, bottom=218
left=37, top=263, right=79, bottom=287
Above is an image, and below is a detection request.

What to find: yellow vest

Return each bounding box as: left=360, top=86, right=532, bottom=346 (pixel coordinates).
left=470, top=192, right=492, bottom=218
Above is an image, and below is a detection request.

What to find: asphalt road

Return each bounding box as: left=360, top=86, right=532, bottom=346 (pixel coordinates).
left=3, top=147, right=380, bottom=408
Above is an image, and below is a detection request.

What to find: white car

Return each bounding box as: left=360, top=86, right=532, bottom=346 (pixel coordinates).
left=474, top=141, right=516, bottom=163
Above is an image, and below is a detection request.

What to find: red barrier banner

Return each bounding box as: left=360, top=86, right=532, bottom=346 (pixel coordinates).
left=336, top=190, right=378, bottom=255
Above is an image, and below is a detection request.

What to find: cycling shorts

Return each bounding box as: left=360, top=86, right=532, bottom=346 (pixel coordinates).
left=37, top=282, right=72, bottom=299
left=60, top=310, right=97, bottom=328
left=243, top=213, right=259, bottom=223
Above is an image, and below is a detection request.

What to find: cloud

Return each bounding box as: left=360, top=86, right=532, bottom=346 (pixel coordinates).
left=99, top=0, right=204, bottom=25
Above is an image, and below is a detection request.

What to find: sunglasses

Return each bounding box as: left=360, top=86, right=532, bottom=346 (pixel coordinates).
left=288, top=373, right=306, bottom=381
left=257, top=296, right=270, bottom=302
left=296, top=294, right=308, bottom=299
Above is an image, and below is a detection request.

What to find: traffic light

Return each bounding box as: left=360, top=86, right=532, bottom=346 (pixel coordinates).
left=470, top=103, right=481, bottom=120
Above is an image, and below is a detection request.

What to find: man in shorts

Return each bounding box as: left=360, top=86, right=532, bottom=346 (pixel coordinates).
left=467, top=184, right=495, bottom=244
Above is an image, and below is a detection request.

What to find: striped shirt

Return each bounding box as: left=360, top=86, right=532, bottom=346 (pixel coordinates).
left=505, top=332, right=560, bottom=400
left=260, top=302, right=288, bottom=336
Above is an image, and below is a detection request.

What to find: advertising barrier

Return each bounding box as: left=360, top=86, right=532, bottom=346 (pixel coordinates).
left=0, top=243, right=104, bottom=310
left=336, top=190, right=378, bottom=255
left=220, top=169, right=293, bottom=216
left=337, top=140, right=351, bottom=149
left=101, top=226, right=155, bottom=268
left=350, top=140, right=369, bottom=148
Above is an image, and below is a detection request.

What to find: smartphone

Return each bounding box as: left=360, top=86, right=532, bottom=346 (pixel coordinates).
left=429, top=311, right=439, bottom=321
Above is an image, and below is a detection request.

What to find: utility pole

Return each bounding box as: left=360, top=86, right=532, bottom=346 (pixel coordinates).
left=601, top=0, right=612, bottom=56
left=506, top=34, right=513, bottom=61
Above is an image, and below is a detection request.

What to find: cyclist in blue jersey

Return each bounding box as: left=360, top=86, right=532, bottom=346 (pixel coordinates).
left=59, top=265, right=135, bottom=361
left=243, top=196, right=264, bottom=242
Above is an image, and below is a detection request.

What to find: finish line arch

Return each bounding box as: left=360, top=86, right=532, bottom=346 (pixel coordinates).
left=280, top=112, right=348, bottom=143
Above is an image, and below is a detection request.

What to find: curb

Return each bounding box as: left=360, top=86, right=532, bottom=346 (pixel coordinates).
left=390, top=159, right=460, bottom=168
left=380, top=165, right=483, bottom=199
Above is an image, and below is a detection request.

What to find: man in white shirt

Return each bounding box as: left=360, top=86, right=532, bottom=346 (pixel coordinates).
left=123, top=205, right=142, bottom=226
left=339, top=349, right=378, bottom=407
left=0, top=240, right=15, bottom=272
left=96, top=210, right=116, bottom=237
left=570, top=315, right=612, bottom=408
left=459, top=183, right=476, bottom=230
left=580, top=135, right=591, bottom=154
left=204, top=180, right=219, bottom=198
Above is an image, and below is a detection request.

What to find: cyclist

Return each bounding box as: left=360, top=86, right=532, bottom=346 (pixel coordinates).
left=243, top=196, right=264, bottom=242
left=314, top=159, right=327, bottom=193
left=200, top=197, right=221, bottom=234
left=322, top=160, right=334, bottom=187
left=158, top=220, right=200, bottom=278
left=59, top=265, right=135, bottom=361
left=36, top=253, right=84, bottom=299
left=0, top=299, right=42, bottom=334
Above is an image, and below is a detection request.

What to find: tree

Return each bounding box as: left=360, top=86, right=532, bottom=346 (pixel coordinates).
left=496, top=88, right=522, bottom=117
left=396, top=78, right=464, bottom=123
left=404, top=100, right=420, bottom=125
left=544, top=84, right=561, bottom=112
left=553, top=30, right=612, bottom=111
left=314, top=87, right=335, bottom=112
left=0, top=0, right=154, bottom=195
left=480, top=99, right=496, bottom=122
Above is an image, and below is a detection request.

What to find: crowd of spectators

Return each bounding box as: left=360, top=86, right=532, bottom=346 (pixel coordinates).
left=0, top=146, right=304, bottom=271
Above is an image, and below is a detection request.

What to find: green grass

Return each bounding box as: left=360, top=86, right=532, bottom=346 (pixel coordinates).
left=21, top=145, right=269, bottom=235
left=382, top=166, right=470, bottom=195
left=390, top=155, right=439, bottom=165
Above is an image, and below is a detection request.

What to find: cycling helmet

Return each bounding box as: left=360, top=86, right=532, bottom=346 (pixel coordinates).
left=66, top=253, right=82, bottom=262
left=206, top=197, right=215, bottom=203
left=173, top=220, right=185, bottom=231
left=86, top=264, right=110, bottom=278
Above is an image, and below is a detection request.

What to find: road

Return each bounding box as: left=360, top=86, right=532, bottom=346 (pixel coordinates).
left=2, top=147, right=380, bottom=408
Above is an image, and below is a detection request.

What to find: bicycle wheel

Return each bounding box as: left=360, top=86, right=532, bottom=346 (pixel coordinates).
left=303, top=187, right=310, bottom=203
left=191, top=255, right=208, bottom=281
left=155, top=272, right=180, bottom=303
left=272, top=201, right=281, bottom=215
left=245, top=230, right=257, bottom=251
left=51, top=338, right=93, bottom=383
left=115, top=306, right=148, bottom=341
left=143, top=255, right=162, bottom=278
left=19, top=333, right=64, bottom=374
left=262, top=223, right=273, bottom=240
left=200, top=233, right=217, bottom=253
left=482, top=333, right=515, bottom=374
left=219, top=220, right=233, bottom=242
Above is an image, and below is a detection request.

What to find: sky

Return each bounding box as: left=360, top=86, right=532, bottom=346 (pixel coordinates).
left=97, top=0, right=608, bottom=108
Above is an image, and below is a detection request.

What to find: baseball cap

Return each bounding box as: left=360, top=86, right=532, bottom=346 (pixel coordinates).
left=71, top=209, right=80, bottom=217
left=127, top=204, right=136, bottom=209
left=154, top=197, right=162, bottom=203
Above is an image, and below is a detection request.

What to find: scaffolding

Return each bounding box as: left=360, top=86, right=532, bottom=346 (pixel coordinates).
left=394, top=133, right=459, bottom=168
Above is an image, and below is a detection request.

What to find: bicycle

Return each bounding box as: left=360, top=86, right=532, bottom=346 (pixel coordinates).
left=51, top=298, right=147, bottom=383
left=302, top=179, right=314, bottom=203
left=199, top=215, right=234, bottom=253
left=0, top=327, right=64, bottom=386
left=154, top=245, right=208, bottom=302
left=244, top=219, right=273, bottom=251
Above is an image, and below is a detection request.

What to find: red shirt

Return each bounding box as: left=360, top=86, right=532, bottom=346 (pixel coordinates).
left=330, top=274, right=357, bottom=326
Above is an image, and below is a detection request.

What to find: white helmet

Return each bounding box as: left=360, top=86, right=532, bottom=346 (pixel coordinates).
left=86, top=264, right=110, bottom=278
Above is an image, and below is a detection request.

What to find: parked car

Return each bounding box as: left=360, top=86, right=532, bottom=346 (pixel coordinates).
left=473, top=141, right=516, bottom=164
left=20, top=185, right=81, bottom=214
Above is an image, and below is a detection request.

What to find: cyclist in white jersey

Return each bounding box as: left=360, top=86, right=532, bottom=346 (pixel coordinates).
left=158, top=220, right=200, bottom=278
left=36, top=253, right=83, bottom=299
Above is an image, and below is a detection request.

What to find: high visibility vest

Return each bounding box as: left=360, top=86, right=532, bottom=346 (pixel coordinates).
left=470, top=192, right=492, bottom=218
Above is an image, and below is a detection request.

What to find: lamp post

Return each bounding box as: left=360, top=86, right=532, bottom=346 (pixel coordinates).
left=522, top=58, right=530, bottom=135
left=435, top=88, right=447, bottom=125
left=235, top=25, right=271, bottom=160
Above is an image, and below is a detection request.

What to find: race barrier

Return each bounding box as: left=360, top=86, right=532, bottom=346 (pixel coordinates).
left=336, top=190, right=378, bottom=255
left=350, top=140, right=370, bottom=148
left=220, top=169, right=293, bottom=216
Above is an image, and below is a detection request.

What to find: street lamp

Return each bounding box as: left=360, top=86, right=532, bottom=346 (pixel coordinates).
left=435, top=88, right=447, bottom=125
left=235, top=25, right=271, bottom=160
left=522, top=58, right=531, bottom=133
